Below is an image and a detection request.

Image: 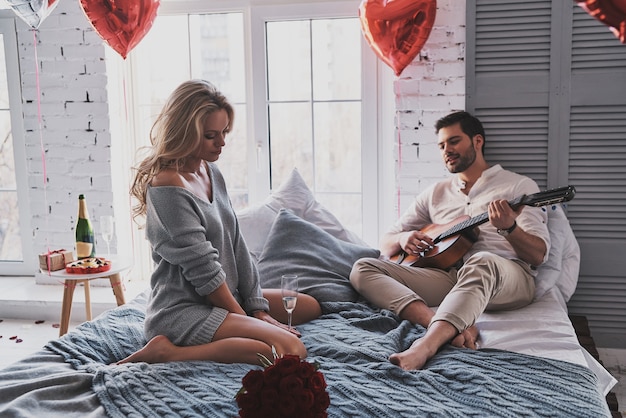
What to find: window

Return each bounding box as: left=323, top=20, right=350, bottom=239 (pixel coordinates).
left=112, top=1, right=387, bottom=278
left=264, top=18, right=364, bottom=233
left=0, top=15, right=33, bottom=275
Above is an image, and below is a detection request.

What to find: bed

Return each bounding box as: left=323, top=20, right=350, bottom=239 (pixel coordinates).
left=0, top=169, right=618, bottom=417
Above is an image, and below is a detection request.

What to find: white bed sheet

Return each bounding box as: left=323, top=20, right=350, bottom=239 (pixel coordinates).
left=475, top=286, right=617, bottom=396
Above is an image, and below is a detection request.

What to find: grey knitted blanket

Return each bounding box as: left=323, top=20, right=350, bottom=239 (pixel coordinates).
left=45, top=301, right=609, bottom=418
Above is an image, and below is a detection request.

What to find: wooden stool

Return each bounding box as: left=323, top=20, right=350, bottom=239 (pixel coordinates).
left=60, top=272, right=127, bottom=336
left=41, top=258, right=131, bottom=336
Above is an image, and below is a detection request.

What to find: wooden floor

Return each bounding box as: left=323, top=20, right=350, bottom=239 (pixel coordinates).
left=569, top=315, right=621, bottom=417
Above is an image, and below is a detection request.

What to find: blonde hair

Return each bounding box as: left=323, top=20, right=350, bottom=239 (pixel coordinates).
left=130, top=80, right=234, bottom=223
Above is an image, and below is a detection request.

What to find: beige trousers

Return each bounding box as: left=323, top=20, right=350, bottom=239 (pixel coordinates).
left=349, top=251, right=535, bottom=332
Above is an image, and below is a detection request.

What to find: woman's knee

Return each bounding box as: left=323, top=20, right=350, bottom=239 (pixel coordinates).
left=296, top=293, right=322, bottom=324
left=278, top=333, right=307, bottom=359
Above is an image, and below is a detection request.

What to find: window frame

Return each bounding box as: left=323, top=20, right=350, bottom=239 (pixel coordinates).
left=248, top=3, right=381, bottom=243
left=131, top=0, right=391, bottom=247
left=0, top=15, right=34, bottom=275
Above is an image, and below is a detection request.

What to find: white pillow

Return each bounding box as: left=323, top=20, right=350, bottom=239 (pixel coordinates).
left=237, top=168, right=366, bottom=261
left=533, top=205, right=580, bottom=302
left=555, top=219, right=580, bottom=302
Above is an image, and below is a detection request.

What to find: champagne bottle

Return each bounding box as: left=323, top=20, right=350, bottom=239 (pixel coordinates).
left=75, top=194, right=96, bottom=259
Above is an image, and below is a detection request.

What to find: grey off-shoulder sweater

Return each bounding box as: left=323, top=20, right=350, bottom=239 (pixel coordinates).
left=143, top=163, right=269, bottom=346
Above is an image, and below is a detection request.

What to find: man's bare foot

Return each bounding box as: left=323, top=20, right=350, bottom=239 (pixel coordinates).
left=116, top=335, right=175, bottom=365
left=389, top=338, right=438, bottom=370
left=450, top=325, right=479, bottom=349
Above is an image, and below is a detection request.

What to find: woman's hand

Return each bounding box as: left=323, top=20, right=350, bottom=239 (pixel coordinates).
left=253, top=310, right=301, bottom=337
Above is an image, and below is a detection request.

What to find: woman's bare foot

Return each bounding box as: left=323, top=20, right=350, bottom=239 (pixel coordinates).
left=116, top=335, right=176, bottom=365
left=389, top=338, right=438, bottom=370
left=450, top=325, right=479, bottom=349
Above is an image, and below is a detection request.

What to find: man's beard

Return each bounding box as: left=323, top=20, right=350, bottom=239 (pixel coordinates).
left=447, top=146, right=476, bottom=174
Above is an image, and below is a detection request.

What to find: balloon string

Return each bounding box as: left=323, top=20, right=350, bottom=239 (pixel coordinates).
left=396, top=124, right=402, bottom=218
left=33, top=29, right=51, bottom=276
left=122, top=72, right=137, bottom=279
left=123, top=74, right=128, bottom=122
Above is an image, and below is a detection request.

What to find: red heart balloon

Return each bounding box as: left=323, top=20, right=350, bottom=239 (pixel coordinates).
left=576, top=0, right=626, bottom=43
left=359, top=0, right=436, bottom=76
left=80, top=0, right=160, bottom=59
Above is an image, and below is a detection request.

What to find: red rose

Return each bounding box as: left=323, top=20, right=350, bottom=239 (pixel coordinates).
left=237, top=408, right=252, bottom=418
left=296, top=408, right=315, bottom=418
left=276, top=355, right=300, bottom=376
left=241, top=369, right=265, bottom=393
left=313, top=390, right=330, bottom=412
left=279, top=374, right=304, bottom=394
left=261, top=364, right=280, bottom=388
left=260, top=387, right=279, bottom=407
left=263, top=364, right=281, bottom=387
left=314, top=412, right=328, bottom=418
left=295, top=388, right=315, bottom=409
left=258, top=405, right=278, bottom=418
left=236, top=391, right=260, bottom=411
left=277, top=395, right=298, bottom=416
left=298, top=361, right=316, bottom=379
left=308, top=372, right=327, bottom=392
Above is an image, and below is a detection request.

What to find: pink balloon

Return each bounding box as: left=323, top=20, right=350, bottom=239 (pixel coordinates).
left=79, top=0, right=160, bottom=59
left=359, top=0, right=436, bottom=76
left=6, top=0, right=60, bottom=29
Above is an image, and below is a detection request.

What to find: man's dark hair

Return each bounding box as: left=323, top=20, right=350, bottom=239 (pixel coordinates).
left=435, top=111, right=486, bottom=151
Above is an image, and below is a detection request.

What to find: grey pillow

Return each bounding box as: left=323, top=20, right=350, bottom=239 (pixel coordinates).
left=257, top=209, right=380, bottom=303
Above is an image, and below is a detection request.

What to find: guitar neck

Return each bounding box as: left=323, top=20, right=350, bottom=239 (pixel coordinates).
left=435, top=197, right=525, bottom=243
left=432, top=185, right=576, bottom=243
left=434, top=212, right=489, bottom=243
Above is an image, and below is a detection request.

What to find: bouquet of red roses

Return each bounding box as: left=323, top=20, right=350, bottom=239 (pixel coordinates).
left=235, top=351, right=330, bottom=418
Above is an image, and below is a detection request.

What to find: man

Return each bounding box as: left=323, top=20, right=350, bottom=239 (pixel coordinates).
left=350, top=111, right=549, bottom=370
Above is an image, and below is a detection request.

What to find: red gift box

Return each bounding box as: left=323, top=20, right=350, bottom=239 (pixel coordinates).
left=38, top=249, right=76, bottom=272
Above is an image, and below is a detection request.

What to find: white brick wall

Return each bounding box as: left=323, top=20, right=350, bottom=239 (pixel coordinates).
left=391, top=0, right=466, bottom=213
left=13, top=0, right=466, bottom=273
left=16, top=0, right=112, bottom=260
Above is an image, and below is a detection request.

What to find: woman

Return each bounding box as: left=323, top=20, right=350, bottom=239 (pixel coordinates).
left=119, top=80, right=321, bottom=365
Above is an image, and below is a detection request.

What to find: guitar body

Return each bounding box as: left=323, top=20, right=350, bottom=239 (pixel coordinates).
left=390, top=216, right=479, bottom=270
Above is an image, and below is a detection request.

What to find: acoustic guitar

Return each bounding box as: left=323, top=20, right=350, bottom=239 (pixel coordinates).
left=390, top=185, right=576, bottom=270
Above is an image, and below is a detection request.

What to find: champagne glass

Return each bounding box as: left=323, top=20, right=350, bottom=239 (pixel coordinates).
left=281, top=274, right=299, bottom=331
left=99, top=215, right=114, bottom=259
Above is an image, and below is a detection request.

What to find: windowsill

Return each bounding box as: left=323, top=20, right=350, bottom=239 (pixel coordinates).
left=0, top=275, right=148, bottom=323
